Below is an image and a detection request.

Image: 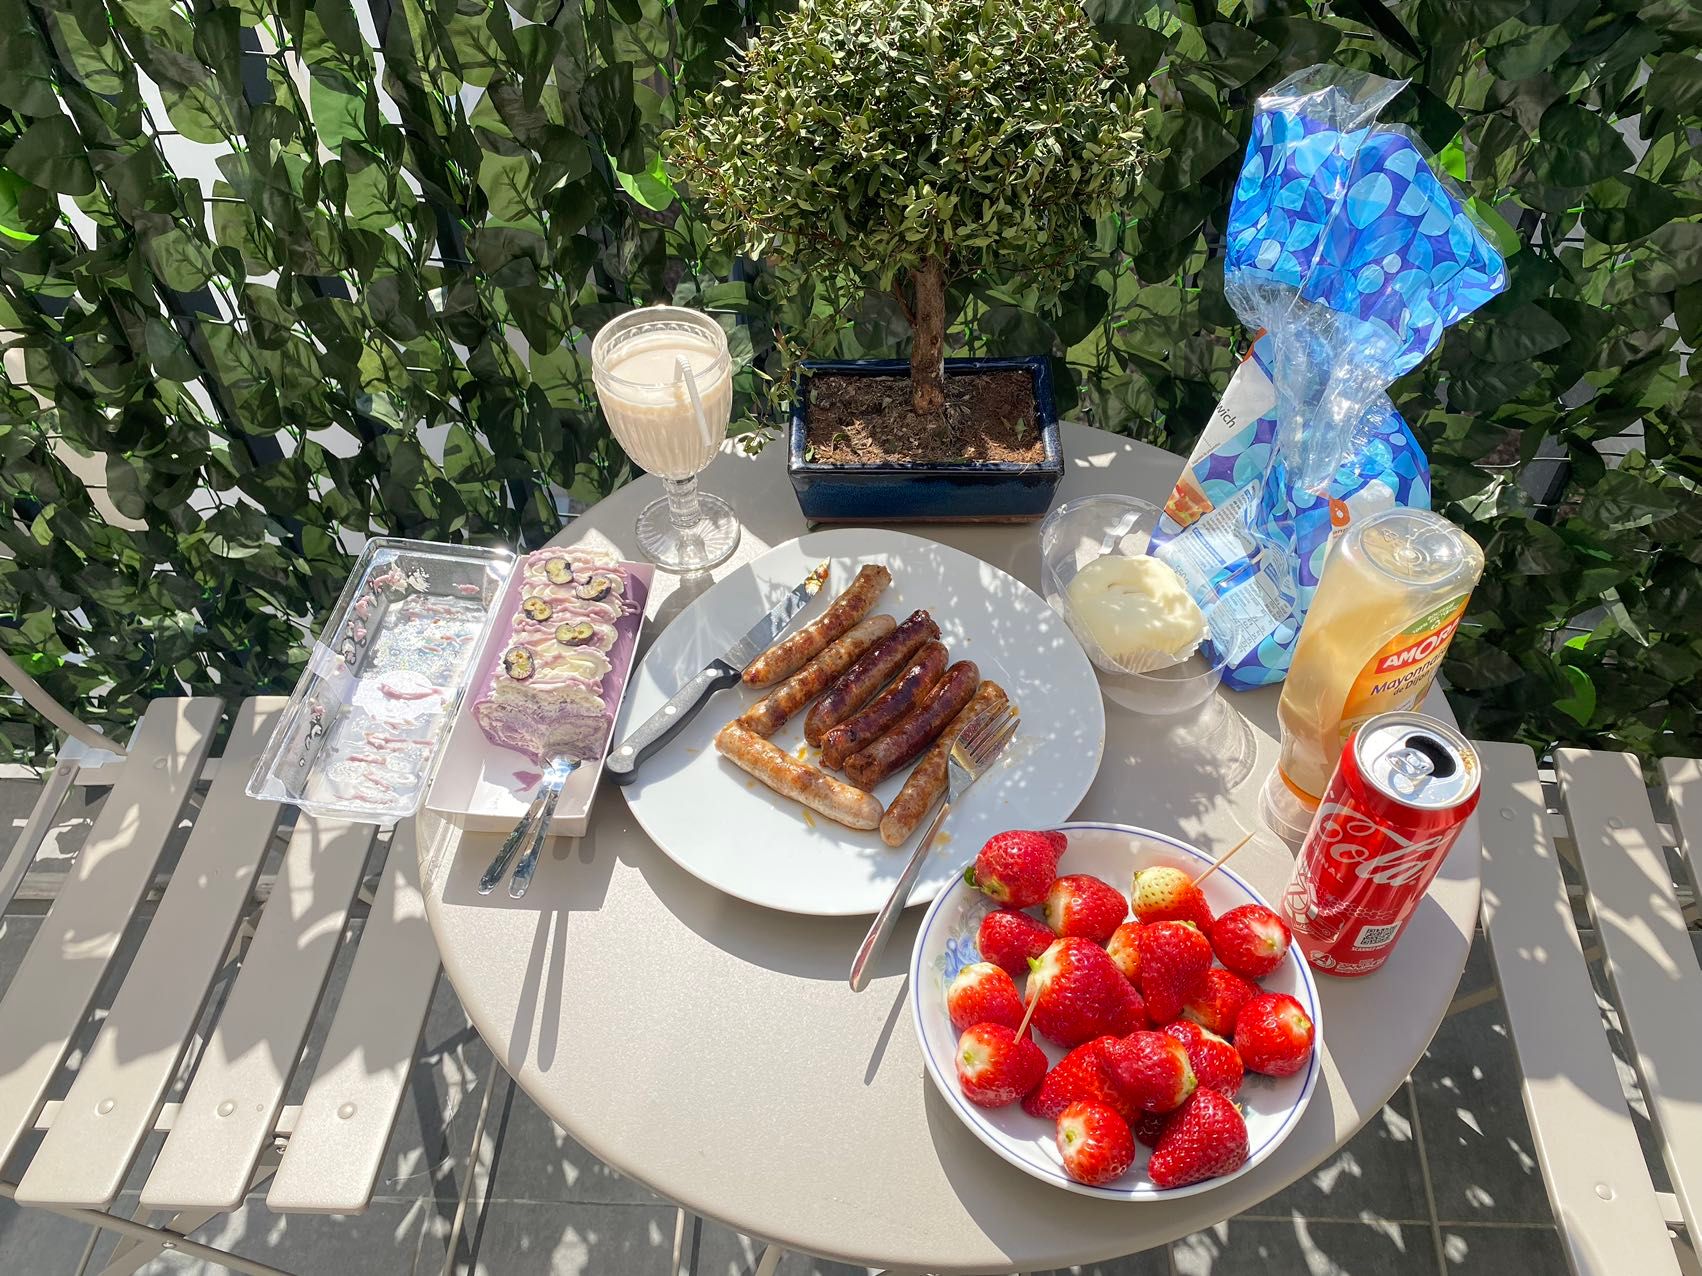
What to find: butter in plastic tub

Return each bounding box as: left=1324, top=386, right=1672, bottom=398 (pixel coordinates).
left=1063, top=553, right=1206, bottom=674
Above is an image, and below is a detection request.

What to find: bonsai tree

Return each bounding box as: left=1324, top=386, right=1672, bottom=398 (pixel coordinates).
left=667, top=0, right=1150, bottom=417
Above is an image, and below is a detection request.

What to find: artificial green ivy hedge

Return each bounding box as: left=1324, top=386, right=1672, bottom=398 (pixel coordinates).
left=0, top=0, right=1698, bottom=765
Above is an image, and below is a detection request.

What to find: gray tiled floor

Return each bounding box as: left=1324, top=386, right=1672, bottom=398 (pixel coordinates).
left=1411, top=938, right=1554, bottom=1226
left=0, top=777, right=1588, bottom=1275
left=1437, top=1224, right=1572, bottom=1274
left=1172, top=1217, right=1436, bottom=1275
left=0, top=932, right=1578, bottom=1276
left=1257, top=1081, right=1430, bottom=1223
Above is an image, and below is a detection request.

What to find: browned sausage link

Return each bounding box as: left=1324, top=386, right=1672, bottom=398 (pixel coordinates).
left=742, top=564, right=892, bottom=688
left=803, top=609, right=939, bottom=746
left=821, top=640, right=949, bottom=769
left=736, top=615, right=896, bottom=737
left=715, top=723, right=884, bottom=830
left=879, top=681, right=1009, bottom=847
left=843, top=660, right=979, bottom=790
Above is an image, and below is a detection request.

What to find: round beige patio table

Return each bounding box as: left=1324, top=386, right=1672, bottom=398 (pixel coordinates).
left=415, top=421, right=1481, bottom=1274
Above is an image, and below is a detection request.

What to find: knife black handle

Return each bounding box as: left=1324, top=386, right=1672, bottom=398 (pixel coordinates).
left=606, top=660, right=742, bottom=785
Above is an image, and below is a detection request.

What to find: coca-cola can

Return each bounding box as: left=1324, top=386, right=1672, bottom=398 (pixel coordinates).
left=1280, top=711, right=1480, bottom=977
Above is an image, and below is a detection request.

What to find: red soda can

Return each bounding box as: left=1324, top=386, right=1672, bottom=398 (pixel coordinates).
left=1280, top=711, right=1480, bottom=977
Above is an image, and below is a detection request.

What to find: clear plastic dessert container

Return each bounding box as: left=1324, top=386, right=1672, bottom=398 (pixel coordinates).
left=247, top=538, right=515, bottom=823
left=1039, top=494, right=1228, bottom=716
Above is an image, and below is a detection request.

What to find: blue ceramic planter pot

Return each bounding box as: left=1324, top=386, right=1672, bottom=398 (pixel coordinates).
left=787, top=356, right=1063, bottom=524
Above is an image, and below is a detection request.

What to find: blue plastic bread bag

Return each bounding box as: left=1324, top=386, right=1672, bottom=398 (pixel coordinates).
left=1149, top=66, right=1507, bottom=690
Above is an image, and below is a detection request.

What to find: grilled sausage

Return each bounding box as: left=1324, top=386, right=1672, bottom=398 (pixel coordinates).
left=879, top=680, right=1009, bottom=846
left=803, top=609, right=939, bottom=745
left=820, top=641, right=949, bottom=769
left=736, top=615, right=896, bottom=738
left=742, top=564, right=891, bottom=688
left=843, top=660, right=979, bottom=790
left=714, top=723, right=884, bottom=831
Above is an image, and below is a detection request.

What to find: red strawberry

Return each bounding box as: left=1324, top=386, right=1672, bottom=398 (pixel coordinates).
left=1235, top=992, right=1315, bottom=1077
left=1162, top=1020, right=1244, bottom=1096
left=1102, top=1030, right=1196, bottom=1113
left=947, top=962, right=1024, bottom=1033
left=1043, top=874, right=1127, bottom=943
left=1130, top=865, right=1214, bottom=931
left=977, top=908, right=1056, bottom=976
left=1148, top=1088, right=1249, bottom=1189
left=955, top=1023, right=1047, bottom=1108
left=1181, top=967, right=1259, bottom=1038
left=1056, top=1101, right=1135, bottom=1186
left=1210, top=904, right=1292, bottom=980
left=1106, top=921, right=1143, bottom=983
left=1023, top=1037, right=1127, bottom=1120
left=1110, top=979, right=1148, bottom=1035
left=1135, top=921, right=1213, bottom=1025
left=968, top=830, right=1068, bottom=908
left=1027, top=938, right=1133, bottom=1048
left=1132, top=1110, right=1173, bottom=1148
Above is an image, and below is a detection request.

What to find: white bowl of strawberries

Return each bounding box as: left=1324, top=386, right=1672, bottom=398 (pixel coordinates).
left=910, top=823, right=1321, bottom=1199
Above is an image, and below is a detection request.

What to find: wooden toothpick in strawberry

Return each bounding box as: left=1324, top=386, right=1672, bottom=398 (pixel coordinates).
left=1190, top=829, right=1257, bottom=888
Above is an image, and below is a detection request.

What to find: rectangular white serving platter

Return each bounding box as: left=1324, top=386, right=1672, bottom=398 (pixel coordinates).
left=424, top=557, right=654, bottom=837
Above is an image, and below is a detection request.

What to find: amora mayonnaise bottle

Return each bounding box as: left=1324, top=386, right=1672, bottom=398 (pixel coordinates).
left=1269, top=508, right=1484, bottom=816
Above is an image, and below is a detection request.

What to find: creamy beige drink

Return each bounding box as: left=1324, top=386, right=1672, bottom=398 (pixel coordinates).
left=590, top=306, right=741, bottom=572
left=594, top=329, right=733, bottom=480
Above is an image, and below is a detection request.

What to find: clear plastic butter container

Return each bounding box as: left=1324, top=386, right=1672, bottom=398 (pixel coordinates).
left=1039, top=494, right=1229, bottom=715
left=247, top=537, right=514, bottom=823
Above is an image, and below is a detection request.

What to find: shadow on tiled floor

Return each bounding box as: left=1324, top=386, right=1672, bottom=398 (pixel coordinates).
left=0, top=773, right=1576, bottom=1275
left=0, top=937, right=1576, bottom=1276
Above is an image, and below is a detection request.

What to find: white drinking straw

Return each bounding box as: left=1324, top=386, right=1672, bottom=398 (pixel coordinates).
left=676, top=354, right=717, bottom=453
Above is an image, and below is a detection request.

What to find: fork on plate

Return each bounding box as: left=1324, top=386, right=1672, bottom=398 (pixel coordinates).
left=848, top=703, right=1019, bottom=991
left=478, top=753, right=581, bottom=898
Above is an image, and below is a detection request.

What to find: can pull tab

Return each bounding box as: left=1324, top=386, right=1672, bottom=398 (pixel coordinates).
left=1382, top=732, right=1458, bottom=798
left=1385, top=746, right=1436, bottom=797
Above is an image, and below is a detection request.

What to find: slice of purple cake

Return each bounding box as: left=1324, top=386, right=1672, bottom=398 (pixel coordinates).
left=472, top=548, right=648, bottom=764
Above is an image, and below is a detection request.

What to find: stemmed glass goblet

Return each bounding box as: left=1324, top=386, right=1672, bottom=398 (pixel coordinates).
left=590, top=306, right=740, bottom=573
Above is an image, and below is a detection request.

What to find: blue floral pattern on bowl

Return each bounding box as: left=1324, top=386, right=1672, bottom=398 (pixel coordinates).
left=937, top=928, right=984, bottom=989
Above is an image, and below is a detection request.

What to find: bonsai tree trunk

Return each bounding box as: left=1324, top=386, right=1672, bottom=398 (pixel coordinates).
left=908, top=257, right=947, bottom=416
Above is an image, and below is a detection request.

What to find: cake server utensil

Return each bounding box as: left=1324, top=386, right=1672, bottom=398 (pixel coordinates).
left=605, top=560, right=829, bottom=784
left=479, top=753, right=582, bottom=896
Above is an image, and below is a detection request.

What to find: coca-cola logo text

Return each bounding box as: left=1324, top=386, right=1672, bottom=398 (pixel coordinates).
left=1313, top=803, right=1453, bottom=886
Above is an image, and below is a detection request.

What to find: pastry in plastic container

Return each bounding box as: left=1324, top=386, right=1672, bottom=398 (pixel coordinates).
left=471, top=547, right=643, bottom=764
left=425, top=545, right=654, bottom=838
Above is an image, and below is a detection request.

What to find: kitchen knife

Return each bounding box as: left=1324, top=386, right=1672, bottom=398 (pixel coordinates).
left=605, top=561, right=829, bottom=784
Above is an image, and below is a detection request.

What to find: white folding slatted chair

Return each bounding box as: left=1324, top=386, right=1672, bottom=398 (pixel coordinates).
left=0, top=662, right=462, bottom=1276
left=1475, top=739, right=1702, bottom=1276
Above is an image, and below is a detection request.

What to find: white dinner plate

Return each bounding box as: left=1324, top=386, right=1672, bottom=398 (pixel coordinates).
left=616, top=529, right=1106, bottom=916
left=911, top=822, right=1323, bottom=1199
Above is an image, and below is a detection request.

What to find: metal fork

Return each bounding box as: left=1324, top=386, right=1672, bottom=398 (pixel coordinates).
left=849, top=704, right=1019, bottom=991
left=478, top=753, right=581, bottom=898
